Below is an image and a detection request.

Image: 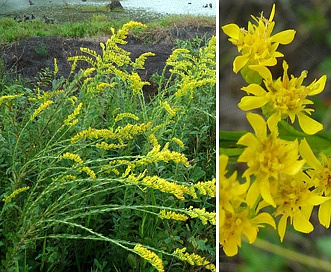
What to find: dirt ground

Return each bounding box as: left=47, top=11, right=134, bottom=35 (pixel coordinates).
left=0, top=25, right=215, bottom=97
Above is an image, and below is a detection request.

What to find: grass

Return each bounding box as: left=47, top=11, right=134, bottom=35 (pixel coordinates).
left=0, top=13, right=215, bottom=44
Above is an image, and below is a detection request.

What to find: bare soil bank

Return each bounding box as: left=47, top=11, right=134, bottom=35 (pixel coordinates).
left=1, top=25, right=215, bottom=98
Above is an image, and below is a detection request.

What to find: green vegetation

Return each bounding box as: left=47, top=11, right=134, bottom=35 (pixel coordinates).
left=0, top=21, right=216, bottom=271
left=0, top=13, right=215, bottom=44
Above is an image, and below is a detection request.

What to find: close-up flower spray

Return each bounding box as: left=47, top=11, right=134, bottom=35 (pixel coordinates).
left=220, top=3, right=331, bottom=270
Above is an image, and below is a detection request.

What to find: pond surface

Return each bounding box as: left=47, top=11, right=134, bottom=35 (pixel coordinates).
left=0, top=0, right=216, bottom=17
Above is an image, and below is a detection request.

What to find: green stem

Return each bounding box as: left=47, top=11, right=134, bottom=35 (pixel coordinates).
left=252, top=238, right=331, bottom=271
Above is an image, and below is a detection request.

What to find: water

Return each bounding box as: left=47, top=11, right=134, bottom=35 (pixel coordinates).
left=0, top=0, right=216, bottom=17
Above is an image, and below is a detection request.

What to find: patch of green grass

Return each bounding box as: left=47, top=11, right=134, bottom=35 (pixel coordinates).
left=0, top=14, right=215, bottom=44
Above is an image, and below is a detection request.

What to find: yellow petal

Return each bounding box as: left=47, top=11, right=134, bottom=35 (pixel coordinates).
left=267, top=113, right=281, bottom=133
left=222, top=239, right=239, bottom=257
left=270, top=29, right=296, bottom=44
left=233, top=55, right=249, bottom=73
left=243, top=224, right=257, bottom=244
left=318, top=200, right=331, bottom=228
left=309, top=75, right=327, bottom=95
left=237, top=132, right=258, bottom=147
left=293, top=210, right=314, bottom=233
left=219, top=154, right=229, bottom=177
left=251, top=212, right=276, bottom=228
left=241, top=84, right=267, bottom=96
left=260, top=180, right=276, bottom=207
left=246, top=181, right=260, bottom=208
left=278, top=215, right=288, bottom=242
left=222, top=23, right=240, bottom=40
left=238, top=96, right=268, bottom=111
left=268, top=4, right=276, bottom=22
left=299, top=138, right=321, bottom=168
left=297, top=112, right=323, bottom=135
left=282, top=160, right=305, bottom=176
left=246, top=113, right=267, bottom=138
left=249, top=65, right=273, bottom=82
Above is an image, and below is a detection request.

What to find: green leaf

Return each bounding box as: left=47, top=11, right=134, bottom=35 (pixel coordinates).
left=220, top=130, right=247, bottom=148
left=278, top=120, right=331, bottom=154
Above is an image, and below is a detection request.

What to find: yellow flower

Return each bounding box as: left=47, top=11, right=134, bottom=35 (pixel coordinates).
left=222, top=4, right=295, bottom=82
left=221, top=206, right=275, bottom=257
left=237, top=113, right=305, bottom=207
left=0, top=94, right=24, bottom=106
left=195, top=178, right=216, bottom=197
left=300, top=138, right=331, bottom=228
left=95, top=142, right=127, bottom=150
left=30, top=100, right=53, bottom=120
left=186, top=207, right=215, bottom=225
left=219, top=155, right=249, bottom=220
left=219, top=154, right=275, bottom=256
left=114, top=112, right=139, bottom=123
left=132, top=52, right=155, bottom=69
left=59, top=152, right=84, bottom=164
left=53, top=58, right=58, bottom=76
left=64, top=102, right=83, bottom=126
left=79, top=166, right=96, bottom=179
left=171, top=137, right=185, bottom=149
left=238, top=61, right=326, bottom=134
left=71, top=127, right=120, bottom=143
left=133, top=244, right=164, bottom=272
left=137, top=175, right=196, bottom=200
left=3, top=186, right=30, bottom=203
left=173, top=247, right=216, bottom=271
left=137, top=137, right=189, bottom=167
left=272, top=171, right=326, bottom=241
left=158, top=210, right=189, bottom=221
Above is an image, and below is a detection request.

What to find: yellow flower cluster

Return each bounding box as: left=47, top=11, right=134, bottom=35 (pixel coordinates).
left=171, top=137, right=185, bottom=149
left=96, top=82, right=117, bottom=93
left=133, top=244, right=164, bottom=272
left=166, top=36, right=216, bottom=99
left=138, top=136, right=189, bottom=166
left=161, top=101, right=182, bottom=117
left=58, top=174, right=76, bottom=183
left=71, top=127, right=120, bottom=143
left=221, top=4, right=331, bottom=256
left=0, top=94, right=24, bottom=106
left=141, top=175, right=196, bottom=200
left=3, top=186, right=30, bottom=203
left=95, top=142, right=127, bottom=150
left=173, top=247, right=216, bottom=272
left=53, top=57, right=58, bottom=76
left=195, top=178, right=216, bottom=197
left=114, top=112, right=140, bottom=123
left=71, top=122, right=152, bottom=145
left=59, top=152, right=84, bottom=164
left=220, top=154, right=275, bottom=256
left=64, top=102, right=83, bottom=126
left=238, top=61, right=326, bottom=134
left=68, top=21, right=153, bottom=95
left=158, top=210, right=189, bottom=221
left=79, top=166, right=96, bottom=179
left=30, top=100, right=53, bottom=120
left=132, top=52, right=156, bottom=69
left=115, top=122, right=153, bottom=140
left=186, top=207, right=216, bottom=225
left=222, top=4, right=295, bottom=81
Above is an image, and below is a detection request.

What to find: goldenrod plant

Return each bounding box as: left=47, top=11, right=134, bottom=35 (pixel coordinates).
left=0, top=22, right=215, bottom=271
left=220, top=4, right=331, bottom=266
